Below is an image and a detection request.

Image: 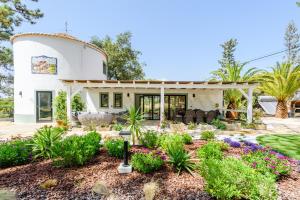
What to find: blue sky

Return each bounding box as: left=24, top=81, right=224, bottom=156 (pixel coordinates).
left=16, top=0, right=300, bottom=80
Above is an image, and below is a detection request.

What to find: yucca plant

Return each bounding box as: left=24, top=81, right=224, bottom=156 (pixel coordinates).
left=211, top=63, right=260, bottom=119
left=258, top=62, right=300, bottom=118
left=31, top=126, right=64, bottom=159
left=126, top=106, right=143, bottom=145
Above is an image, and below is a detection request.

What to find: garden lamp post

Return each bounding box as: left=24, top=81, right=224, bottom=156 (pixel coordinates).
left=117, top=130, right=132, bottom=174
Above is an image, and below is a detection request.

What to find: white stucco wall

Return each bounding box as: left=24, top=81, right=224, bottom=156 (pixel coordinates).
left=13, top=34, right=107, bottom=123
left=84, top=88, right=223, bottom=114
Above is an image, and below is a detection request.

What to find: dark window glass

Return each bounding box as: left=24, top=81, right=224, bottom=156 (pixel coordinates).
left=100, top=93, right=109, bottom=108
left=114, top=93, right=122, bottom=108
left=103, top=62, right=107, bottom=75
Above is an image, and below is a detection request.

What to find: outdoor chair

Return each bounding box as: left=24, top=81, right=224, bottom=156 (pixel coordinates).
left=195, top=109, right=206, bottom=124
left=206, top=110, right=217, bottom=123
left=183, top=109, right=196, bottom=124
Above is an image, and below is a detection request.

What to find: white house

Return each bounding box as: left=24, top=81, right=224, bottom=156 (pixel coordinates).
left=11, top=33, right=257, bottom=124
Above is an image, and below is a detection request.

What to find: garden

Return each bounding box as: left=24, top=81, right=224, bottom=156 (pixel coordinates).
left=0, top=114, right=299, bottom=199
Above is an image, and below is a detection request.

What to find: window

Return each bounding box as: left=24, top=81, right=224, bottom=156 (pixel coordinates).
left=103, top=61, right=107, bottom=75
left=114, top=93, right=123, bottom=108
left=100, top=93, right=109, bottom=108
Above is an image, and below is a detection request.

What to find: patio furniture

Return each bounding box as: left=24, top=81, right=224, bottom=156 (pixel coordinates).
left=206, top=110, right=217, bottom=124
left=183, top=109, right=196, bottom=124
left=195, top=109, right=206, bottom=124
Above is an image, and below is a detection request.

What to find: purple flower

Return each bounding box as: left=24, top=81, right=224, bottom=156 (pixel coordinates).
left=244, top=140, right=255, bottom=146
left=252, top=162, right=257, bottom=168
left=265, top=157, right=271, bottom=161
left=223, top=138, right=232, bottom=144
left=269, top=165, right=276, bottom=169
left=229, top=141, right=241, bottom=148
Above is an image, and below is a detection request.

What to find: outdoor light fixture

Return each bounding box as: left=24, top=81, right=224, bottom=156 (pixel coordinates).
left=118, top=130, right=132, bottom=173
left=127, top=93, right=130, bottom=97
left=193, top=94, right=195, bottom=98
left=19, top=91, right=22, bottom=97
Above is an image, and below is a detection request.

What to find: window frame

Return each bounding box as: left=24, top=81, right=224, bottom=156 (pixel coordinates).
left=103, top=61, right=107, bottom=75
left=113, top=93, right=123, bottom=108
left=100, top=92, right=109, bottom=108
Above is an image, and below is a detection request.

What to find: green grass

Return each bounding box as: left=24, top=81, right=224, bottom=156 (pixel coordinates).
left=257, top=134, right=300, bottom=160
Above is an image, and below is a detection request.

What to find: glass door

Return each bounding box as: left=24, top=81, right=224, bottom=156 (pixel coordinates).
left=36, top=91, right=53, bottom=122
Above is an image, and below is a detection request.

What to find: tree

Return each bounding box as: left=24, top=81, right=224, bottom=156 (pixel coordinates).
left=284, top=21, right=300, bottom=64
left=258, top=62, right=300, bottom=118
left=218, top=38, right=238, bottom=69
left=0, top=0, right=43, bottom=96
left=54, top=91, right=67, bottom=122
left=211, top=63, right=260, bottom=119
left=91, top=32, right=145, bottom=80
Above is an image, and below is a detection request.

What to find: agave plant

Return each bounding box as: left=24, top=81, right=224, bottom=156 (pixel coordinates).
left=31, top=126, right=64, bottom=159
left=211, top=63, right=260, bottom=119
left=126, top=106, right=143, bottom=145
left=258, top=62, right=300, bottom=118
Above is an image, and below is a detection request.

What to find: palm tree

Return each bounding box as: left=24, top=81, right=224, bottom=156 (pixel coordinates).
left=258, top=62, right=300, bottom=118
left=126, top=106, right=143, bottom=145
left=211, top=63, right=260, bottom=119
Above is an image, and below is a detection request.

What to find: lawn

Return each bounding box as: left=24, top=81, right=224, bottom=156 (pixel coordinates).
left=257, top=134, right=300, bottom=160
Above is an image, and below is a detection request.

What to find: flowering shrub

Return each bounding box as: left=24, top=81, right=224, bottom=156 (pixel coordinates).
left=223, top=138, right=241, bottom=148
left=0, top=139, right=33, bottom=168
left=242, top=146, right=292, bottom=180
left=131, top=152, right=164, bottom=173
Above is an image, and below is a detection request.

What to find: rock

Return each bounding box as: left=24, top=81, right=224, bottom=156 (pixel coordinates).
left=143, top=182, right=158, bottom=200
left=92, top=181, right=111, bottom=196
left=0, top=189, right=16, bottom=200
left=40, top=179, right=58, bottom=189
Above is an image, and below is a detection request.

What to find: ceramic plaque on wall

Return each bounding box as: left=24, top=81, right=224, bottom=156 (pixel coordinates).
left=31, top=55, right=57, bottom=74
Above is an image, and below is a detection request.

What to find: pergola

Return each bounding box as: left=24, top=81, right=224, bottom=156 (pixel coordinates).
left=61, top=80, right=258, bottom=124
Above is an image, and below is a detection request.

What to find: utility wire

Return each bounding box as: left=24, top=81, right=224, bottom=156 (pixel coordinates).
left=242, top=46, right=300, bottom=64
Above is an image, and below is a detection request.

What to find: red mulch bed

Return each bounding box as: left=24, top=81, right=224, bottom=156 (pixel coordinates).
left=0, top=140, right=299, bottom=200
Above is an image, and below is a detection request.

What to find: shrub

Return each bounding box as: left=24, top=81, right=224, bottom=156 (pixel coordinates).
left=242, top=148, right=292, bottom=180
left=54, top=131, right=101, bottom=167
left=197, top=142, right=223, bottom=160
left=31, top=126, right=64, bottom=159
left=131, top=152, right=164, bottom=173
left=72, top=94, right=85, bottom=115
left=181, top=133, right=193, bottom=144
left=140, top=130, right=159, bottom=148
left=166, top=141, right=194, bottom=174
left=215, top=141, right=229, bottom=151
left=200, top=130, right=215, bottom=140
left=159, top=134, right=184, bottom=151
left=0, top=139, right=32, bottom=168
left=112, top=123, right=124, bottom=131
left=104, top=138, right=129, bottom=158
left=200, top=157, right=277, bottom=200
left=187, top=122, right=197, bottom=130
left=211, top=118, right=226, bottom=130
left=54, top=91, right=67, bottom=122
left=0, top=98, right=13, bottom=118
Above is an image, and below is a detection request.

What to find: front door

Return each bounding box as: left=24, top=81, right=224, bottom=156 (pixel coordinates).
left=36, top=91, right=53, bottom=122
left=138, top=95, right=160, bottom=120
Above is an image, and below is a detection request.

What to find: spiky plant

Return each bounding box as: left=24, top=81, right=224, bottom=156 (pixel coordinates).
left=258, top=62, right=300, bottom=118
left=211, top=63, right=260, bottom=119
left=126, top=106, right=143, bottom=145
